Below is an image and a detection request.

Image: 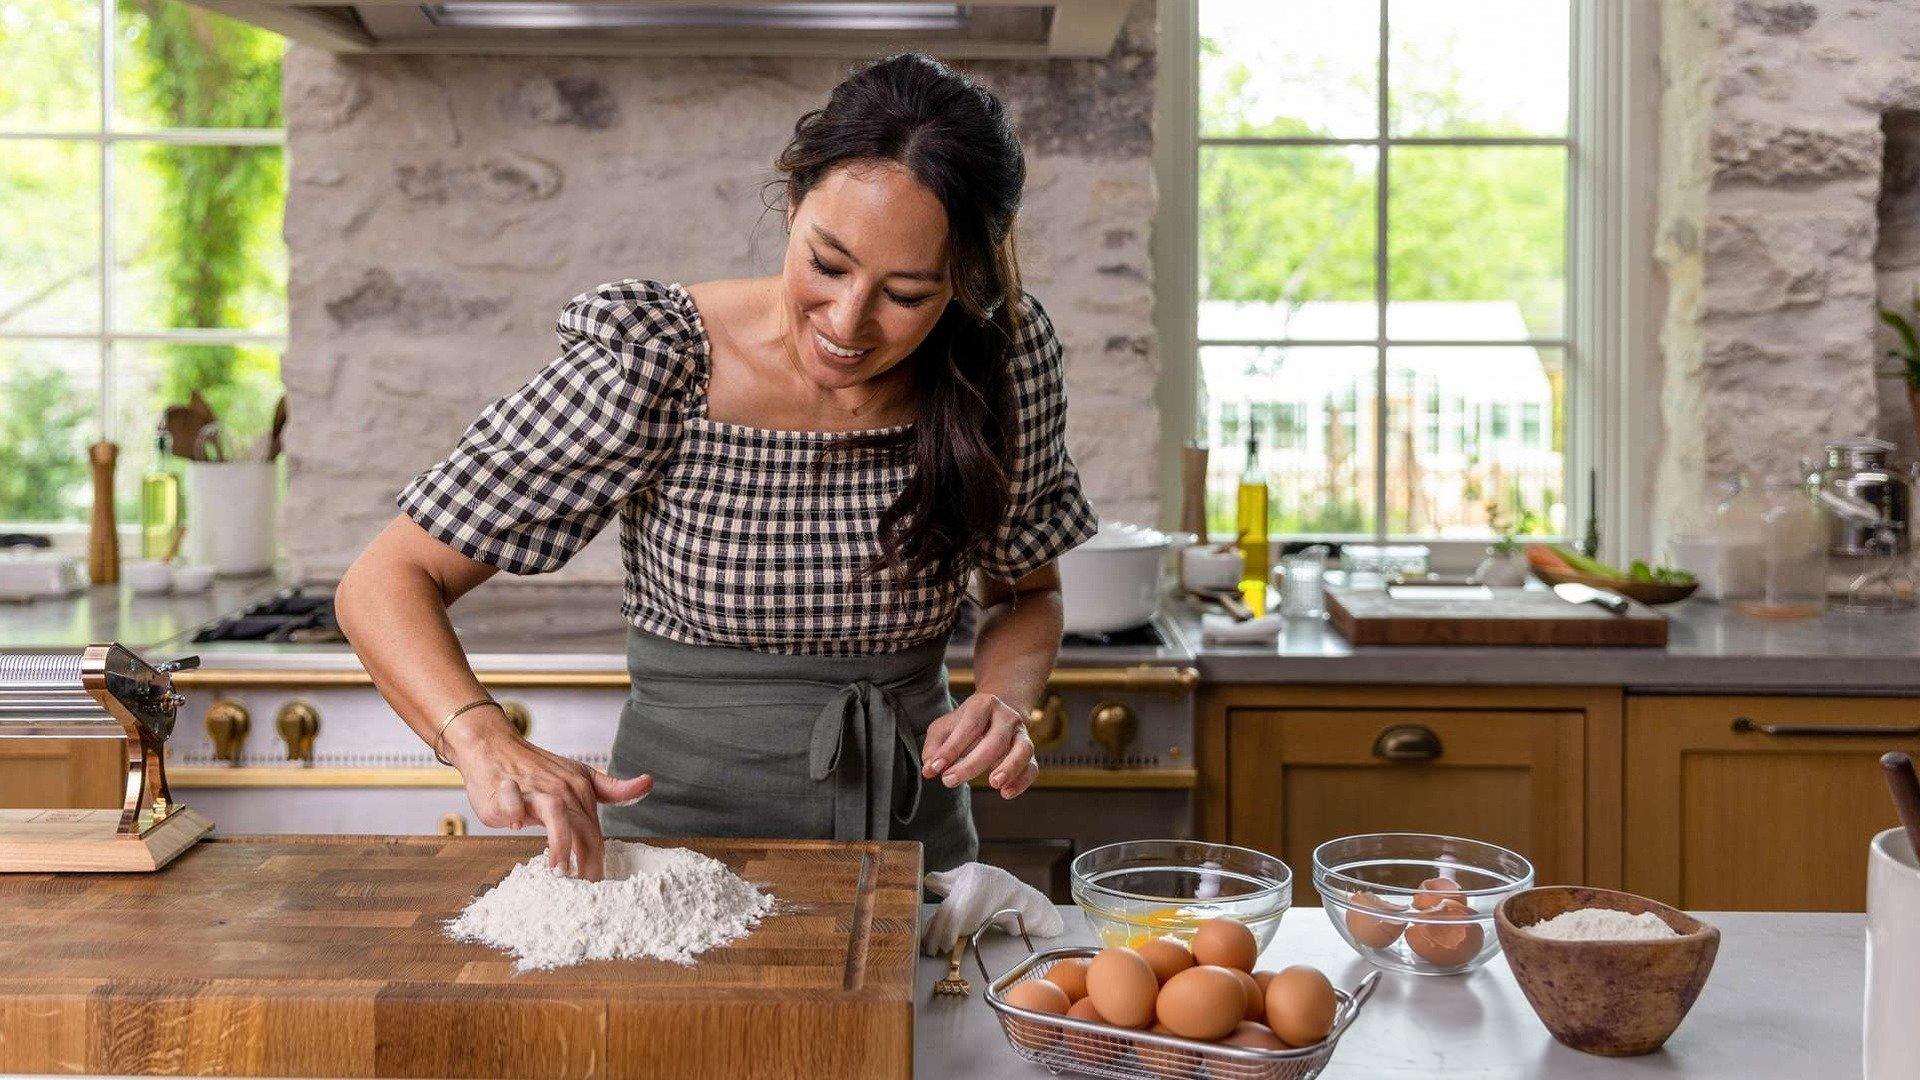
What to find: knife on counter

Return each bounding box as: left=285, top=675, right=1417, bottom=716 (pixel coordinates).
left=1552, top=581, right=1632, bottom=616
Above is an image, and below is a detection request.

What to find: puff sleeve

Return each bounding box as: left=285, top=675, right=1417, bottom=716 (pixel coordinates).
left=397, top=280, right=698, bottom=575
left=973, top=295, right=1100, bottom=583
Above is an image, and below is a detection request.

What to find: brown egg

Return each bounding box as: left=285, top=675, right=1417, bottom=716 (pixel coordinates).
left=1220, top=1020, right=1289, bottom=1051
left=1262, top=965, right=1337, bottom=1048
left=1065, top=995, right=1127, bottom=1067
left=1405, top=898, right=1485, bottom=968
left=1251, top=969, right=1278, bottom=996
left=1223, top=966, right=1264, bottom=1022
left=1044, top=957, right=1091, bottom=1002
left=1086, top=946, right=1160, bottom=1029
left=1134, top=936, right=1196, bottom=985
left=1142, top=1023, right=1203, bottom=1079
left=1190, top=917, right=1259, bottom=972
left=1411, top=876, right=1466, bottom=911
left=1003, top=978, right=1070, bottom=1050
left=1343, top=891, right=1408, bottom=948
left=1154, top=965, right=1247, bottom=1041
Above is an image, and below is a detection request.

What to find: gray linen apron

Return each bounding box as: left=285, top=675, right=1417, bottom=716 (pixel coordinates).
left=599, top=628, right=978, bottom=872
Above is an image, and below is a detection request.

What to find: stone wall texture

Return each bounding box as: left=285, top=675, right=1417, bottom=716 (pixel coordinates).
left=281, top=8, right=1158, bottom=582
left=1657, top=0, right=1920, bottom=538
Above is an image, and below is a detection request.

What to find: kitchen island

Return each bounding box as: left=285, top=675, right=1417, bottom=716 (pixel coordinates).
left=0, top=842, right=1868, bottom=1079
left=924, top=904, right=1866, bottom=1079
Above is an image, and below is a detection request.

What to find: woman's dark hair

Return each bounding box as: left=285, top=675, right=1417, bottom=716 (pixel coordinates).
left=776, top=53, right=1027, bottom=583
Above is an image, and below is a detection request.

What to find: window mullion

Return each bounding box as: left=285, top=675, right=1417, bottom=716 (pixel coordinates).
left=98, top=0, right=115, bottom=444
left=1373, top=0, right=1390, bottom=542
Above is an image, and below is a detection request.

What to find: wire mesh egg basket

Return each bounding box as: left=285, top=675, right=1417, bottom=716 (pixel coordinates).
left=972, top=910, right=1380, bottom=1080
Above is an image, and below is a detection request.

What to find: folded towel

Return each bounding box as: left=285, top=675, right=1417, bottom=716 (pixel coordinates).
left=922, top=862, right=1064, bottom=955
left=1201, top=612, right=1282, bottom=644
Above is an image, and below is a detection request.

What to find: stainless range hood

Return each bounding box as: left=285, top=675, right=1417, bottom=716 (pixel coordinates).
left=188, top=0, right=1133, bottom=57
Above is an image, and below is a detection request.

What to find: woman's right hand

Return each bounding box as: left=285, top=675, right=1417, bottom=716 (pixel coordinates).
left=442, top=709, right=652, bottom=882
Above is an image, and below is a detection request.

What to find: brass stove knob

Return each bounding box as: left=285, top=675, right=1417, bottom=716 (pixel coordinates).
left=204, top=699, right=250, bottom=764
left=1025, top=692, right=1067, bottom=750
left=276, top=701, right=320, bottom=765
left=500, top=700, right=532, bottom=739
left=1089, top=701, right=1138, bottom=764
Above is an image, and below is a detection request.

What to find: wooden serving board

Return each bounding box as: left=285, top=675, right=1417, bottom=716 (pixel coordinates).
left=0, top=835, right=921, bottom=1079
left=1326, top=586, right=1668, bottom=646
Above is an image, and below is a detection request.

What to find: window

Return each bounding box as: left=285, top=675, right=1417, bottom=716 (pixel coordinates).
left=1194, top=0, right=1571, bottom=540
left=0, top=1, right=284, bottom=527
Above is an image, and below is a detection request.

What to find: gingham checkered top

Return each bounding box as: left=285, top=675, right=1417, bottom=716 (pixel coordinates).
left=398, top=279, right=1098, bottom=656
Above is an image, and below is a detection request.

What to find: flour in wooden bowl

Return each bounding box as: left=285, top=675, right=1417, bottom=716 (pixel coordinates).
left=447, top=841, right=776, bottom=971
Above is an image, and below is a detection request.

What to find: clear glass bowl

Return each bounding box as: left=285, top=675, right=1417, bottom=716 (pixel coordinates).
left=1312, top=833, right=1534, bottom=976
left=1069, top=840, right=1292, bottom=952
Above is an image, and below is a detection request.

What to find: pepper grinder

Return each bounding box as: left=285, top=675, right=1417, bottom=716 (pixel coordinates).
left=87, top=440, right=119, bottom=585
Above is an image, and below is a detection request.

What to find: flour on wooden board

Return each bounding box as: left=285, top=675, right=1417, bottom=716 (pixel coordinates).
left=447, top=840, right=776, bottom=971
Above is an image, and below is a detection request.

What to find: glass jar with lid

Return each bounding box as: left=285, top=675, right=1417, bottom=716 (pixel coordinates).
left=1734, top=474, right=1827, bottom=620
left=1667, top=474, right=1765, bottom=601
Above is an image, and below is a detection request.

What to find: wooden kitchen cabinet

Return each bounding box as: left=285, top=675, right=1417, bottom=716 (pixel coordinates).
left=1203, top=686, right=1622, bottom=906
left=1624, top=695, right=1920, bottom=912
left=0, top=738, right=121, bottom=809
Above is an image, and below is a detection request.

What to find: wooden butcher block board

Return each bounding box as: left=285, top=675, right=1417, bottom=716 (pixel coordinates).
left=0, top=835, right=921, bottom=1079
left=1326, top=585, right=1668, bottom=646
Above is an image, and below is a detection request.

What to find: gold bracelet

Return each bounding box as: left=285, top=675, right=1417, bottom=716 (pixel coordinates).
left=433, top=697, right=501, bottom=767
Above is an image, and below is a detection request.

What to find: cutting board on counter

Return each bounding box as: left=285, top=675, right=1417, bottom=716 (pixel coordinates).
left=0, top=835, right=920, bottom=1079
left=1326, top=585, right=1668, bottom=646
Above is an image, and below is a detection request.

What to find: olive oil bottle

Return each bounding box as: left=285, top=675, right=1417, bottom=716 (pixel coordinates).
left=1235, top=431, right=1270, bottom=615
left=140, top=428, right=180, bottom=560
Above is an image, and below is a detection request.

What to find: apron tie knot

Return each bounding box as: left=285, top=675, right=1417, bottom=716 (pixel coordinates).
left=808, top=678, right=923, bottom=841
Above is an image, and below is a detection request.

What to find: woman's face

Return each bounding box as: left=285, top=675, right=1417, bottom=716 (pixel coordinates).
left=781, top=160, right=953, bottom=393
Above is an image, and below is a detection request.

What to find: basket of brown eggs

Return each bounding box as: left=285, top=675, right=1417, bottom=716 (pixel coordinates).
left=974, top=909, right=1380, bottom=1080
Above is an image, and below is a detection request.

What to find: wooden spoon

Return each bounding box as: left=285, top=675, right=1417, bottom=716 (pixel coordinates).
left=1881, top=752, right=1920, bottom=860
left=267, top=396, right=288, bottom=460
left=162, top=405, right=200, bottom=462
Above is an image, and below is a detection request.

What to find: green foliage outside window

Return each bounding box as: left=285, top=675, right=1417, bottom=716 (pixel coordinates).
left=0, top=1, right=282, bottom=523
left=1200, top=28, right=1567, bottom=539
left=121, top=0, right=284, bottom=437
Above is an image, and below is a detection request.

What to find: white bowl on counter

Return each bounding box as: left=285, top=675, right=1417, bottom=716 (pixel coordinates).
left=1057, top=522, right=1195, bottom=634
left=171, top=564, right=216, bottom=595
left=123, top=559, right=174, bottom=596
left=1179, top=544, right=1244, bottom=593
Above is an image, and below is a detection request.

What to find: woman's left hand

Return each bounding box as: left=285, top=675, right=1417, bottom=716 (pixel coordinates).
left=920, top=692, right=1038, bottom=799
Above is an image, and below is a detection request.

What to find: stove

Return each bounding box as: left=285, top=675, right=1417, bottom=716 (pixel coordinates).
left=190, top=587, right=344, bottom=645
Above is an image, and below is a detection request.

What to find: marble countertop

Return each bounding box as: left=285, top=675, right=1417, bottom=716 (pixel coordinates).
left=12, top=575, right=1920, bottom=692
left=1176, top=596, right=1920, bottom=691
left=918, top=905, right=1865, bottom=1079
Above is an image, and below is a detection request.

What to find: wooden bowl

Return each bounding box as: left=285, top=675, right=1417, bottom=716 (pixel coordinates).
left=1528, top=565, right=1700, bottom=606
left=1495, top=886, right=1719, bottom=1057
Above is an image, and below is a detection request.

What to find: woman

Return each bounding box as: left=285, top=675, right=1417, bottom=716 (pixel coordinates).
left=336, top=54, right=1096, bottom=882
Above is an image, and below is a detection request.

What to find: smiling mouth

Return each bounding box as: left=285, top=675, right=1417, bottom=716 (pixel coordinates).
left=814, top=331, right=872, bottom=360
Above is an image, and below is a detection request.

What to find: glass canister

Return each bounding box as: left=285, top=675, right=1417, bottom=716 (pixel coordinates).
left=1674, top=475, right=1766, bottom=602
left=1734, top=475, right=1827, bottom=620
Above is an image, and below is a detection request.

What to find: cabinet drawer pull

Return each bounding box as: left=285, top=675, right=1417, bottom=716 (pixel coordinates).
left=1373, top=724, right=1443, bottom=762
left=1731, top=717, right=1920, bottom=738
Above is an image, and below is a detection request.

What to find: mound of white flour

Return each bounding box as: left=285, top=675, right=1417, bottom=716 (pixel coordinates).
left=447, top=841, right=776, bottom=971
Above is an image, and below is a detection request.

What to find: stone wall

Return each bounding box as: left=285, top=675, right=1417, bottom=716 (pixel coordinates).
left=280, top=8, right=1157, bottom=583
left=1656, top=0, right=1920, bottom=539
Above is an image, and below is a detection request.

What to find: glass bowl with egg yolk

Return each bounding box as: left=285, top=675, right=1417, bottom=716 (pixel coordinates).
left=1313, top=832, right=1535, bottom=976
left=1069, top=840, right=1292, bottom=953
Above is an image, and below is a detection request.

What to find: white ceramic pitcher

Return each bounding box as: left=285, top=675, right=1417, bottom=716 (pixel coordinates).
left=1866, top=826, right=1920, bottom=1079
left=185, top=461, right=276, bottom=576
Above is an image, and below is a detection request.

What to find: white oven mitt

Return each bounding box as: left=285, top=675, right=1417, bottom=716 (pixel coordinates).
left=921, top=862, right=1064, bottom=956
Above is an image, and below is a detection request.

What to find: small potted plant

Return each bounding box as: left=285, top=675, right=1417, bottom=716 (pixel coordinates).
left=1475, top=500, right=1534, bottom=587
left=1878, top=293, right=1920, bottom=445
